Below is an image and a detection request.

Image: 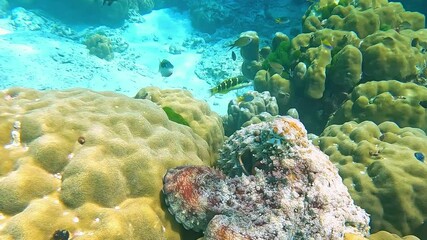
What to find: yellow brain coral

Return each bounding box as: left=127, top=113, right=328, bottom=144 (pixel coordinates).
left=0, top=88, right=211, bottom=239
left=135, top=87, right=224, bottom=164
left=316, top=121, right=427, bottom=237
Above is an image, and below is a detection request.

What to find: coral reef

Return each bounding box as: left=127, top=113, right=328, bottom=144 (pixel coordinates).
left=302, top=0, right=425, bottom=36
left=327, top=80, right=427, bottom=132
left=222, top=91, right=278, bottom=136
left=360, top=29, right=427, bottom=82
left=0, top=88, right=212, bottom=239
left=129, top=0, right=155, bottom=14
left=135, top=87, right=224, bottom=164
left=239, top=31, right=263, bottom=80
left=84, top=33, right=114, bottom=61
left=241, top=29, right=365, bottom=133
left=187, top=0, right=232, bottom=34
left=291, top=29, right=362, bottom=99
left=368, top=231, right=420, bottom=240
left=163, top=116, right=370, bottom=239
left=315, top=121, right=427, bottom=237
left=238, top=0, right=427, bottom=134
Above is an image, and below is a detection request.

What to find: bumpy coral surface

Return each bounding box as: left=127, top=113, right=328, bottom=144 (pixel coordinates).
left=188, top=0, right=231, bottom=34
left=327, top=80, right=427, bottom=132
left=360, top=30, right=427, bottom=82
left=129, top=0, right=155, bottom=14
left=302, top=0, right=425, bottom=37
left=316, top=121, right=427, bottom=237
left=300, top=0, right=427, bottom=83
left=163, top=116, right=370, bottom=239
left=135, top=86, right=224, bottom=164
left=84, top=33, right=114, bottom=61
left=243, top=0, right=427, bottom=134
left=222, top=91, right=278, bottom=136
left=368, top=231, right=420, bottom=240
left=0, top=88, right=211, bottom=239
left=290, top=29, right=362, bottom=99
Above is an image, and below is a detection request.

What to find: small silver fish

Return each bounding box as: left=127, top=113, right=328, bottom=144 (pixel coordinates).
left=159, top=59, right=174, bottom=77
left=232, top=51, right=236, bottom=61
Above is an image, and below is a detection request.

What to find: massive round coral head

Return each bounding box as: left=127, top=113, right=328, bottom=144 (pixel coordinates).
left=163, top=166, right=225, bottom=232
left=0, top=87, right=211, bottom=239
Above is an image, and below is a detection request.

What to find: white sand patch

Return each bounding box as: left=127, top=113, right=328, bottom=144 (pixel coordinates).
left=0, top=27, right=10, bottom=35
left=0, top=8, right=239, bottom=115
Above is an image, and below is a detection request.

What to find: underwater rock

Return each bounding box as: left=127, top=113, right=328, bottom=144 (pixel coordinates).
left=189, top=1, right=231, bottom=34
left=163, top=116, right=370, bottom=239
left=10, top=7, right=45, bottom=31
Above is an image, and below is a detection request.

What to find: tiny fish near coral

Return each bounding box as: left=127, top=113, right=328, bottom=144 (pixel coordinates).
left=268, top=61, right=284, bottom=75
left=210, top=76, right=252, bottom=96
left=236, top=92, right=255, bottom=104
left=274, top=17, right=290, bottom=25
left=159, top=59, right=174, bottom=77
left=227, top=36, right=252, bottom=50
left=231, top=51, right=237, bottom=61
left=415, top=152, right=425, bottom=162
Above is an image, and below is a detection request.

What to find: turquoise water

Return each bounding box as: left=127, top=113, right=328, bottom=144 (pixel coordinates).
left=0, top=0, right=426, bottom=240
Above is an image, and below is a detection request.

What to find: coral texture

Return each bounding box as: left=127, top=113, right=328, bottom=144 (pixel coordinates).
left=135, top=86, right=224, bottom=164
left=129, top=0, right=155, bottom=14
left=360, top=29, right=427, bottom=82
left=84, top=33, right=114, bottom=61
left=327, top=80, right=427, bottom=132
left=368, top=231, right=420, bottom=240
left=302, top=0, right=425, bottom=36
left=222, top=91, right=278, bottom=136
left=316, top=121, right=427, bottom=237
left=163, top=116, right=370, bottom=239
left=0, top=88, right=211, bottom=239
left=240, top=0, right=427, bottom=134
left=187, top=0, right=231, bottom=34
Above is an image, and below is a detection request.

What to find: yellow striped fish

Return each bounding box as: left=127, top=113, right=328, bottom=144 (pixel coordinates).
left=210, top=76, right=252, bottom=96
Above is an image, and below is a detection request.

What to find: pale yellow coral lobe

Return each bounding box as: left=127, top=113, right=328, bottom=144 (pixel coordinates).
left=0, top=88, right=211, bottom=239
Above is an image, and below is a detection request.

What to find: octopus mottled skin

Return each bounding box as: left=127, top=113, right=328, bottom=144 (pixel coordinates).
left=163, top=116, right=370, bottom=239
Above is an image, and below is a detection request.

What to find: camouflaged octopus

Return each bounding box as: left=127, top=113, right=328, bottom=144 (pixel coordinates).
left=163, top=116, right=370, bottom=239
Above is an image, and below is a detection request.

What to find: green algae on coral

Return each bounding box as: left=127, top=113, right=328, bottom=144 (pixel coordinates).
left=162, top=106, right=190, bottom=127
